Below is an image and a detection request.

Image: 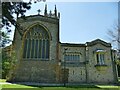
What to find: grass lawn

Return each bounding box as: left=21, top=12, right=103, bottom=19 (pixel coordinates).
left=0, top=79, right=120, bottom=90
left=0, top=79, right=6, bottom=82
left=1, top=85, right=119, bottom=90
left=119, top=77, right=120, bottom=82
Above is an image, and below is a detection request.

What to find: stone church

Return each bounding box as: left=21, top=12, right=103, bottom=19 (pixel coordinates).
left=8, top=5, right=118, bottom=84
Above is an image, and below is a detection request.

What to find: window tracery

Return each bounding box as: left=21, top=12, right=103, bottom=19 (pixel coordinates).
left=23, top=25, right=49, bottom=60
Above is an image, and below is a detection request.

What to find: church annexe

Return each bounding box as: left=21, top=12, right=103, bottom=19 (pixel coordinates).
left=7, top=5, right=118, bottom=84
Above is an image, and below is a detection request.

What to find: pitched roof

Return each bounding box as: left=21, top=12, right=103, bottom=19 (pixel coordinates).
left=60, top=43, right=86, bottom=47
left=86, top=39, right=111, bottom=47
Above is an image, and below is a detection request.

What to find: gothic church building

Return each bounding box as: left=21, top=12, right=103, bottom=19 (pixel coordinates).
left=8, top=5, right=118, bottom=84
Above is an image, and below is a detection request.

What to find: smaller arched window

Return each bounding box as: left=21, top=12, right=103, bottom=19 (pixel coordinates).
left=95, top=49, right=106, bottom=65
left=23, top=25, right=49, bottom=60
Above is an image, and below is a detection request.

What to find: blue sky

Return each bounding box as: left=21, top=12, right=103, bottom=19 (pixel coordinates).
left=25, top=2, right=118, bottom=45
left=3, top=2, right=113, bottom=48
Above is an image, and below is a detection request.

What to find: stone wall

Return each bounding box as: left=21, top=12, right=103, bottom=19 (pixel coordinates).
left=86, top=43, right=116, bottom=84
left=9, top=15, right=60, bottom=83
left=13, top=61, right=57, bottom=83
left=67, top=67, right=86, bottom=83
left=60, top=44, right=87, bottom=83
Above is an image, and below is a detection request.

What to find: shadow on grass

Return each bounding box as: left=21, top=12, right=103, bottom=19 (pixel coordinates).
left=2, top=85, right=101, bottom=90
left=12, top=82, right=100, bottom=88
left=28, top=84, right=100, bottom=89
left=2, top=82, right=101, bottom=89
left=3, top=81, right=120, bottom=90
left=66, top=85, right=100, bottom=89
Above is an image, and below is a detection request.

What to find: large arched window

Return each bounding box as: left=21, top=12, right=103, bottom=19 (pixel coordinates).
left=23, top=25, right=49, bottom=60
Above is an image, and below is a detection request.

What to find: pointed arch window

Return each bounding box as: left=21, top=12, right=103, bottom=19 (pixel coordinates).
left=23, top=25, right=49, bottom=60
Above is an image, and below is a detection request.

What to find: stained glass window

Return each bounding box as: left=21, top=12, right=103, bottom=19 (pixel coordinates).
left=23, top=25, right=49, bottom=60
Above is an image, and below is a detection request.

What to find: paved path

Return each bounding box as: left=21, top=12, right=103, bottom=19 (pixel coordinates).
left=0, top=82, right=12, bottom=84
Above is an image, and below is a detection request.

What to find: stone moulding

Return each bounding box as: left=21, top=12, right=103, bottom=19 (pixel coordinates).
left=86, top=39, right=111, bottom=47
left=18, top=15, right=59, bottom=25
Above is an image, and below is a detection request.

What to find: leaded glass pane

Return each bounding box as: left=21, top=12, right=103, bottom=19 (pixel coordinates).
left=96, top=53, right=99, bottom=64
left=23, top=39, right=27, bottom=58
left=35, top=39, right=38, bottom=58
left=73, top=55, right=74, bottom=61
left=38, top=39, right=42, bottom=58
left=27, top=39, right=31, bottom=58
left=46, top=40, right=49, bottom=59
left=65, top=55, right=67, bottom=60
left=77, top=55, right=80, bottom=61
left=78, top=55, right=80, bottom=60
left=31, top=39, right=34, bottom=58
left=70, top=55, right=72, bottom=61
left=68, top=55, right=70, bottom=61
left=100, top=54, right=104, bottom=64
left=75, top=55, right=77, bottom=60
left=64, top=55, right=67, bottom=60
left=42, top=40, right=45, bottom=59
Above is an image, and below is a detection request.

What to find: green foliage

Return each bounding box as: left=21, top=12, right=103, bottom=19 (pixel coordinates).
left=2, top=61, right=11, bottom=78
left=0, top=31, right=11, bottom=48
left=1, top=2, right=31, bottom=47
left=2, top=2, right=31, bottom=28
left=2, top=48, right=11, bottom=79
left=2, top=47, right=17, bottom=79
left=0, top=79, right=6, bottom=82
left=116, top=59, right=120, bottom=77
left=2, top=84, right=35, bottom=88
left=117, top=65, right=120, bottom=77
left=116, top=60, right=120, bottom=65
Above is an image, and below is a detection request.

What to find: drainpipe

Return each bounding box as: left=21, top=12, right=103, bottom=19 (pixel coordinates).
left=85, top=45, right=89, bottom=83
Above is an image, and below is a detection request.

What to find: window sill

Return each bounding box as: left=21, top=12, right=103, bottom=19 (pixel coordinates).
left=94, top=64, right=107, bottom=67
left=23, top=58, right=49, bottom=61
left=94, top=64, right=108, bottom=71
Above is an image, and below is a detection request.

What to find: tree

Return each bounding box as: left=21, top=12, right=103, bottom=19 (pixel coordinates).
left=108, top=22, right=120, bottom=77
left=1, top=0, right=46, bottom=47
left=0, top=31, right=11, bottom=47
left=2, top=46, right=12, bottom=79
left=1, top=1, right=31, bottom=47
left=2, top=45, right=18, bottom=79
left=108, top=23, right=120, bottom=48
left=1, top=1, right=32, bottom=79
left=1, top=0, right=45, bottom=79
